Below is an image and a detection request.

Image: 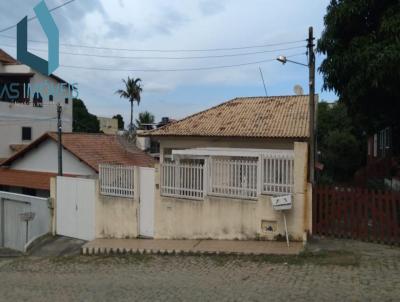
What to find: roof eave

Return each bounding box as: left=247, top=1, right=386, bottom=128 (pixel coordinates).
left=146, top=134, right=310, bottom=140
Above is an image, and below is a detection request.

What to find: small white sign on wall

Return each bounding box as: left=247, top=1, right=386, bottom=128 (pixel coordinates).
left=270, top=195, right=293, bottom=248
left=271, top=195, right=292, bottom=211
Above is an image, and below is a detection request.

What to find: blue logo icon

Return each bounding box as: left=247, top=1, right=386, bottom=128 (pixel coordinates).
left=17, top=1, right=59, bottom=75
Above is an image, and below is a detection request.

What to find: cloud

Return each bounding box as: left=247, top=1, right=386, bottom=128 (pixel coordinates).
left=144, top=83, right=174, bottom=94
left=0, top=0, right=336, bottom=124
left=198, top=0, right=226, bottom=16
left=105, top=21, right=132, bottom=39
left=151, top=7, right=189, bottom=36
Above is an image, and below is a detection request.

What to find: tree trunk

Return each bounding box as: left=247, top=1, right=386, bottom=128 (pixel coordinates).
left=130, top=100, right=133, bottom=131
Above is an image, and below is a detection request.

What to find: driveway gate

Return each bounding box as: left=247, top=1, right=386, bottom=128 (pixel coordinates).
left=56, top=177, right=96, bottom=241
left=0, top=191, right=51, bottom=251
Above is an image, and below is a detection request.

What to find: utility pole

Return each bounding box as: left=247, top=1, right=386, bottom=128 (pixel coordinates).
left=57, top=103, right=63, bottom=176
left=307, top=26, right=316, bottom=185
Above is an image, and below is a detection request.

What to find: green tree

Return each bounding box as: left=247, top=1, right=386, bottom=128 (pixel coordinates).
left=317, top=101, right=354, bottom=143
left=318, top=0, right=400, bottom=134
left=73, top=98, right=100, bottom=133
left=317, top=101, right=364, bottom=183
left=136, top=111, right=155, bottom=130
left=321, top=130, right=361, bottom=183
left=113, top=114, right=125, bottom=130
left=116, top=77, right=142, bottom=131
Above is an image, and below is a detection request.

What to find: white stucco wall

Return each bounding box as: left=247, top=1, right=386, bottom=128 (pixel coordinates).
left=96, top=193, right=139, bottom=239
left=153, top=138, right=311, bottom=241
left=0, top=62, right=73, bottom=158
left=10, top=139, right=95, bottom=176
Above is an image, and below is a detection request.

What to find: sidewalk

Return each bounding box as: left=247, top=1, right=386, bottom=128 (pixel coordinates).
left=82, top=239, right=304, bottom=255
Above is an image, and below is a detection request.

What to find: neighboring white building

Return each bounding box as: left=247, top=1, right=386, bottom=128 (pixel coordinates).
left=0, top=49, right=73, bottom=160
left=0, top=132, right=155, bottom=197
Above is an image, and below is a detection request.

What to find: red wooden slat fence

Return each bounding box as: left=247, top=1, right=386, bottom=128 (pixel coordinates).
left=313, top=186, right=400, bottom=244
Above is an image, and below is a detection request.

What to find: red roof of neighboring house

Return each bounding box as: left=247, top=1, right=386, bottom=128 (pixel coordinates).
left=0, top=169, right=57, bottom=190
left=9, top=144, right=28, bottom=152
left=1, top=132, right=155, bottom=172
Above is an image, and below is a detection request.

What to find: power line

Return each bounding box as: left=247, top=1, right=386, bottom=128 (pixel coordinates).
left=0, top=33, right=305, bottom=52
left=58, top=53, right=306, bottom=73
left=0, top=0, right=76, bottom=33
left=0, top=42, right=305, bottom=60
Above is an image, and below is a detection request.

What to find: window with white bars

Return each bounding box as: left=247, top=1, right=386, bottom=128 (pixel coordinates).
left=160, top=152, right=295, bottom=201
left=99, top=164, right=135, bottom=198
left=209, top=157, right=258, bottom=199
left=262, top=154, right=294, bottom=195
left=161, top=160, right=204, bottom=200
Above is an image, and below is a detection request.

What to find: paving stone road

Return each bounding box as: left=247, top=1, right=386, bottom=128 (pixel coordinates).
left=0, top=239, right=399, bottom=302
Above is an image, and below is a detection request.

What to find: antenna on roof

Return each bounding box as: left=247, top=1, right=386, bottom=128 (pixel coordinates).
left=293, top=84, right=304, bottom=95
left=259, top=67, right=268, bottom=96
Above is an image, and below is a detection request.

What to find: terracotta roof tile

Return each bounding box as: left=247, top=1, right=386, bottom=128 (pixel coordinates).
left=9, top=144, right=27, bottom=152
left=0, top=169, right=56, bottom=190
left=148, top=95, right=313, bottom=139
left=2, top=133, right=155, bottom=172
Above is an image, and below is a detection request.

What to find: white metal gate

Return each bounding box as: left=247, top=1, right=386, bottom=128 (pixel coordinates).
left=0, top=191, right=50, bottom=252
left=56, top=177, right=96, bottom=241
left=139, top=167, right=155, bottom=238
left=3, top=200, right=30, bottom=251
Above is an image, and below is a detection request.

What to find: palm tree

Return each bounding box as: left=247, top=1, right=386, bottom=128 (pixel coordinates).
left=136, top=111, right=155, bottom=130
left=116, top=77, right=142, bottom=131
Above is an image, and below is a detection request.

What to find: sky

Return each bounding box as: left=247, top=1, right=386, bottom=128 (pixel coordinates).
left=0, top=0, right=337, bottom=125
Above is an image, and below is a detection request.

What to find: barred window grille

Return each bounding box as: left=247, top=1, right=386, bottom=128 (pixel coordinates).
left=99, top=164, right=135, bottom=197
left=209, top=157, right=258, bottom=199
left=161, top=161, right=204, bottom=200
left=261, top=154, right=294, bottom=195
left=160, top=152, right=295, bottom=201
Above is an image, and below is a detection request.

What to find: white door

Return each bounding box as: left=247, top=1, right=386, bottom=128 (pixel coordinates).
left=139, top=167, right=155, bottom=238
left=3, top=200, right=30, bottom=251
left=56, top=177, right=96, bottom=241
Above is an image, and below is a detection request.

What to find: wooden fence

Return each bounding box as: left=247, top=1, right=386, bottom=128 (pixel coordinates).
left=313, top=186, right=400, bottom=244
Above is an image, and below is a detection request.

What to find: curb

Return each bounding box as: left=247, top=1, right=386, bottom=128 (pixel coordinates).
left=81, top=246, right=291, bottom=256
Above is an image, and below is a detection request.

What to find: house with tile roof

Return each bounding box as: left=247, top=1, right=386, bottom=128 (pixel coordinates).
left=0, top=49, right=73, bottom=160
left=144, top=95, right=314, bottom=241
left=0, top=132, right=155, bottom=197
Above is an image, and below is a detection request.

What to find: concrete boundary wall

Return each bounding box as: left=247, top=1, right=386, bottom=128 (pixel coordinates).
left=52, top=175, right=139, bottom=240
left=154, top=142, right=311, bottom=241
left=52, top=143, right=311, bottom=242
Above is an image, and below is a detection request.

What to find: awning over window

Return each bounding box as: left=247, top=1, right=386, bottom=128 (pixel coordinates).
left=171, top=147, right=294, bottom=159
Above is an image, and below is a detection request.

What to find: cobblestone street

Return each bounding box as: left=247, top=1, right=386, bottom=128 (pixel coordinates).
left=0, top=240, right=399, bottom=301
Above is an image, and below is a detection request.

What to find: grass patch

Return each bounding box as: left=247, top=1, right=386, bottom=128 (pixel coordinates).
left=246, top=250, right=360, bottom=266
left=194, top=250, right=360, bottom=267
left=50, top=253, right=155, bottom=265
left=47, top=249, right=360, bottom=267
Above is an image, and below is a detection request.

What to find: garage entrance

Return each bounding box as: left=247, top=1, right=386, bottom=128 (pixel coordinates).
left=56, top=177, right=96, bottom=241
left=0, top=191, right=51, bottom=251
